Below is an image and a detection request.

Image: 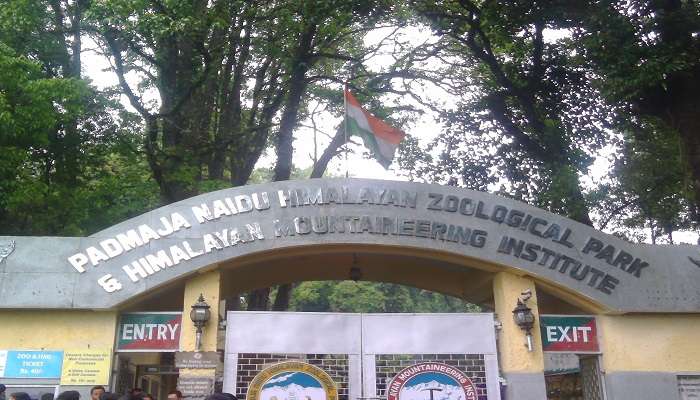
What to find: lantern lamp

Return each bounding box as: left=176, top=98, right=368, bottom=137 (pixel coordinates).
left=190, top=293, right=211, bottom=351
left=513, top=298, right=535, bottom=351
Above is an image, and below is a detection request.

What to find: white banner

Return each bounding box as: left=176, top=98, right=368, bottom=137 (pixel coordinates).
left=0, top=350, right=8, bottom=377
left=678, top=375, right=700, bottom=400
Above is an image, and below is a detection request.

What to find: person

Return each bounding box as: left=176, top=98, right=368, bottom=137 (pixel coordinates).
left=99, top=393, right=119, bottom=400
left=9, top=393, right=31, bottom=400
left=56, top=391, right=80, bottom=400
left=166, top=391, right=181, bottom=400
left=0, top=384, right=6, bottom=400
left=41, top=394, right=54, bottom=400
left=206, top=394, right=237, bottom=400
left=142, top=394, right=154, bottom=400
left=129, top=390, right=143, bottom=399
left=90, top=387, right=105, bottom=400
left=204, top=394, right=237, bottom=400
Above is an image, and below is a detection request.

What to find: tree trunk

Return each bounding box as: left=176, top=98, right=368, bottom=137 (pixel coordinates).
left=265, top=127, right=347, bottom=311
left=272, top=284, right=294, bottom=311
left=246, top=288, right=270, bottom=311
left=650, top=0, right=700, bottom=221
left=272, top=23, right=317, bottom=182
left=310, top=126, right=346, bottom=178
left=248, top=23, right=318, bottom=312
left=671, top=77, right=700, bottom=216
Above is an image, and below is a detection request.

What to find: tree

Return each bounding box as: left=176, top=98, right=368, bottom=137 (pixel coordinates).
left=0, top=43, right=84, bottom=233
left=592, top=122, right=695, bottom=243
left=408, top=0, right=612, bottom=225
left=87, top=0, right=424, bottom=311
left=91, top=0, right=284, bottom=202
left=577, top=0, right=700, bottom=220
left=92, top=0, right=402, bottom=204
left=289, top=281, right=480, bottom=313
left=401, top=0, right=698, bottom=238
left=0, top=0, right=157, bottom=235
left=242, top=0, right=414, bottom=311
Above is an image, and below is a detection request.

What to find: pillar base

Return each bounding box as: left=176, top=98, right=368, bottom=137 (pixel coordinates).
left=501, top=372, right=547, bottom=400
left=604, top=371, right=679, bottom=399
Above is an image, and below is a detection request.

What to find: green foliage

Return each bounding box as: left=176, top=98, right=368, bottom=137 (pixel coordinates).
left=0, top=68, right=160, bottom=235
left=289, top=281, right=481, bottom=313
left=591, top=119, right=695, bottom=243
left=90, top=0, right=403, bottom=202
left=573, top=0, right=700, bottom=234
left=246, top=166, right=316, bottom=185
left=402, top=0, right=699, bottom=235
left=576, top=1, right=700, bottom=104
left=0, top=43, right=86, bottom=147
left=2, top=0, right=697, bottom=247
left=0, top=1, right=161, bottom=235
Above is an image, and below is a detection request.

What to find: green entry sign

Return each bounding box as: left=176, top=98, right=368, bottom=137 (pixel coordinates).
left=117, top=312, right=182, bottom=352
left=540, top=315, right=599, bottom=353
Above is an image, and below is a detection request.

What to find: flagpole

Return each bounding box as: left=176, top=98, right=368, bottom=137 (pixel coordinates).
left=343, top=82, right=349, bottom=178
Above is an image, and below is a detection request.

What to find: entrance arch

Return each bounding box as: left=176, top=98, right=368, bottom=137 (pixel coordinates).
left=1, top=178, right=699, bottom=400
left=1, top=178, right=698, bottom=312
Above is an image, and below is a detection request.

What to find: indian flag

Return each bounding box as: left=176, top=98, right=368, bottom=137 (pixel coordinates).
left=345, top=88, right=406, bottom=168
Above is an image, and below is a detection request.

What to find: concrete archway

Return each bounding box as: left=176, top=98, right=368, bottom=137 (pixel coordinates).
left=1, top=178, right=699, bottom=400
left=1, top=178, right=697, bottom=312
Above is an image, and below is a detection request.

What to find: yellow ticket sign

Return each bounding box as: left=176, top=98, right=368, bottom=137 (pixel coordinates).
left=60, top=350, right=111, bottom=385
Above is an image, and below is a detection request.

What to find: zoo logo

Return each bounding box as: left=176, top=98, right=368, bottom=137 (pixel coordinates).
left=387, top=362, right=478, bottom=400
left=246, top=361, right=338, bottom=400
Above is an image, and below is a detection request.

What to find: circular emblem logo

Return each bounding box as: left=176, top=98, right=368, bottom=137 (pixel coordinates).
left=246, top=361, right=338, bottom=400
left=387, top=362, right=478, bottom=400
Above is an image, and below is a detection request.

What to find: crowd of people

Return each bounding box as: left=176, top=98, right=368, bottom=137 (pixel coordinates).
left=0, top=384, right=237, bottom=400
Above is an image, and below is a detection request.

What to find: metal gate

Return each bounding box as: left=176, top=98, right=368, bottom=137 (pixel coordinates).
left=222, top=312, right=501, bottom=400
left=579, top=356, right=605, bottom=400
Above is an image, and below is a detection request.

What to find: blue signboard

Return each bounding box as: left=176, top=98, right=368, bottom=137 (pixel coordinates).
left=1, top=351, right=64, bottom=378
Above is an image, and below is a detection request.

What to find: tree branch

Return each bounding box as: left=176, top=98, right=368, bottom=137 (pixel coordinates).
left=102, top=30, right=152, bottom=118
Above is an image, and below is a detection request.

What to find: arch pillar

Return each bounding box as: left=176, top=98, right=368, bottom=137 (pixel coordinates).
left=178, top=270, right=222, bottom=390
left=181, top=269, right=221, bottom=351
left=492, top=272, right=546, bottom=400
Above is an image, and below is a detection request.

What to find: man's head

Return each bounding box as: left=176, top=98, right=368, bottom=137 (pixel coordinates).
left=10, top=393, right=31, bottom=400
left=56, top=391, right=80, bottom=400
left=0, top=384, right=6, bottom=395
left=90, top=387, right=105, bottom=400
left=99, top=393, right=119, bottom=400
left=205, top=394, right=237, bottom=400
left=166, top=391, right=182, bottom=400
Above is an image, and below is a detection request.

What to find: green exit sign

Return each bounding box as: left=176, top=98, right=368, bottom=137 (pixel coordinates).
left=540, top=315, right=599, bottom=353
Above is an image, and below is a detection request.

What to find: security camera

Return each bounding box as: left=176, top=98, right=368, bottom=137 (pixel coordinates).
left=520, top=289, right=532, bottom=302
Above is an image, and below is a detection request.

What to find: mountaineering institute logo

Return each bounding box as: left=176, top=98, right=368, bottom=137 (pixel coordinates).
left=387, top=362, right=478, bottom=400
left=246, top=361, right=338, bottom=400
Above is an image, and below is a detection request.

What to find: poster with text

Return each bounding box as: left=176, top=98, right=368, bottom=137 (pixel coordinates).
left=0, top=350, right=63, bottom=378
left=60, top=349, right=112, bottom=385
